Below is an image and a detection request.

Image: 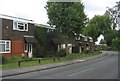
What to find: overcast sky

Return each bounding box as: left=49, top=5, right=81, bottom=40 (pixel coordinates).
left=0, top=0, right=119, bottom=44
left=0, top=0, right=119, bottom=25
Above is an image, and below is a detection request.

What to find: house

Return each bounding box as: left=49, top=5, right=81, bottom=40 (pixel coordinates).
left=48, top=31, right=95, bottom=54
left=35, top=24, right=55, bottom=33
left=35, top=23, right=95, bottom=56
left=0, top=14, right=37, bottom=58
left=35, top=24, right=75, bottom=55
left=47, top=31, right=69, bottom=53
left=75, top=34, right=95, bottom=53
left=34, top=24, right=55, bottom=57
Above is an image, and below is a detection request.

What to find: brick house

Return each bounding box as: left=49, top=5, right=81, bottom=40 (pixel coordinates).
left=0, top=14, right=37, bottom=58
left=35, top=23, right=95, bottom=55
left=47, top=31, right=68, bottom=53
left=35, top=24, right=95, bottom=54
left=75, top=34, right=95, bottom=53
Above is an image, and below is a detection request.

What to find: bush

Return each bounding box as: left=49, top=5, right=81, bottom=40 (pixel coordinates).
left=57, top=49, right=66, bottom=57
left=46, top=51, right=55, bottom=57
left=72, top=45, right=79, bottom=53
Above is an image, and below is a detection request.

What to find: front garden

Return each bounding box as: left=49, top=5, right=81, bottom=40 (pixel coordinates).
left=1, top=51, right=101, bottom=70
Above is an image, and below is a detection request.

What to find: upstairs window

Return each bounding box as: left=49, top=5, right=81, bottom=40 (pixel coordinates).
left=13, top=21, right=28, bottom=31
left=84, top=37, right=88, bottom=41
left=0, top=40, right=11, bottom=53
left=75, top=37, right=80, bottom=40
left=90, top=39, right=93, bottom=42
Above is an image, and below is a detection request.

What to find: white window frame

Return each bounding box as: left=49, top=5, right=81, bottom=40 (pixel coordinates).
left=13, top=21, right=28, bottom=31
left=24, top=44, right=32, bottom=53
left=78, top=37, right=80, bottom=40
left=24, top=44, right=28, bottom=53
left=0, top=40, right=11, bottom=53
left=84, top=37, right=88, bottom=41
left=90, top=39, right=93, bottom=42
left=75, top=37, right=80, bottom=40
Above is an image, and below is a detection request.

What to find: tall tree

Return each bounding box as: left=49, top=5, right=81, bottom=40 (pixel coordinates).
left=104, top=30, right=118, bottom=46
left=112, top=38, right=120, bottom=51
left=83, top=15, right=111, bottom=42
left=105, top=1, right=120, bottom=30
left=34, top=27, right=48, bottom=57
left=45, top=1, right=88, bottom=38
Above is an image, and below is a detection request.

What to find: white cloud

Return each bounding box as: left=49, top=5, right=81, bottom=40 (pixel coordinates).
left=82, top=0, right=120, bottom=19
left=0, top=0, right=48, bottom=24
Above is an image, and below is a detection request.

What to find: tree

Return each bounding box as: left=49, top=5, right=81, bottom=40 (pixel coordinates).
left=104, top=30, right=119, bottom=46
left=112, top=38, right=120, bottom=50
left=83, top=15, right=111, bottom=42
left=45, top=1, right=88, bottom=38
left=100, top=39, right=106, bottom=44
left=105, top=1, right=120, bottom=30
left=34, top=26, right=48, bottom=57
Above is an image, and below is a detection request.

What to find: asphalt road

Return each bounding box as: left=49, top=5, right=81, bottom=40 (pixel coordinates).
left=4, top=51, right=118, bottom=79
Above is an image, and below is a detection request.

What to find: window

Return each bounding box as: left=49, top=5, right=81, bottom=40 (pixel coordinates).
left=90, top=39, right=93, bottom=42
left=24, top=44, right=32, bottom=53
left=78, top=37, right=80, bottom=40
left=24, top=44, right=28, bottom=53
left=84, top=37, right=88, bottom=41
left=0, top=40, right=11, bottom=53
left=75, top=37, right=80, bottom=40
left=61, top=44, right=65, bottom=49
left=13, top=21, right=28, bottom=31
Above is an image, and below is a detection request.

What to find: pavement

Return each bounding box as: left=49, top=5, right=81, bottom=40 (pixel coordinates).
left=1, top=51, right=109, bottom=78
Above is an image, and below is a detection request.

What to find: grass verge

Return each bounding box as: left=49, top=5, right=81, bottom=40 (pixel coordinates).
left=2, top=51, right=101, bottom=70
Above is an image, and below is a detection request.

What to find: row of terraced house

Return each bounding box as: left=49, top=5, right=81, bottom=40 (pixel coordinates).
left=0, top=14, right=95, bottom=58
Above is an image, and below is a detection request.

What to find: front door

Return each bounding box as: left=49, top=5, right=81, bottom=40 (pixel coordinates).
left=25, top=44, right=32, bottom=58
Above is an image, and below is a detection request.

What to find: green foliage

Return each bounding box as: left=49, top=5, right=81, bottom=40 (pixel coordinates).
left=100, top=39, right=106, bottom=44
left=72, top=45, right=79, bottom=53
left=35, top=26, right=47, bottom=44
left=57, top=49, right=66, bottom=57
left=45, top=2, right=88, bottom=37
left=112, top=38, right=120, bottom=47
left=34, top=26, right=48, bottom=57
left=2, top=51, right=101, bottom=69
left=2, top=56, right=24, bottom=64
left=105, top=1, right=120, bottom=30
left=83, top=15, right=111, bottom=41
left=104, top=30, right=119, bottom=46
left=46, top=51, right=55, bottom=57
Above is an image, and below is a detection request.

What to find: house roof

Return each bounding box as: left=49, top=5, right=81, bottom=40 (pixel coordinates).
left=0, top=14, right=34, bottom=23
left=51, top=39, right=61, bottom=45
left=49, top=31, right=79, bottom=45
left=49, top=31, right=66, bottom=44
left=66, top=37, right=79, bottom=45
left=24, top=36, right=38, bottom=43
left=35, top=24, right=55, bottom=30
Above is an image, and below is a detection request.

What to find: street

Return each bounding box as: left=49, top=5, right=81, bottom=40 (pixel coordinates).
left=3, top=51, right=118, bottom=79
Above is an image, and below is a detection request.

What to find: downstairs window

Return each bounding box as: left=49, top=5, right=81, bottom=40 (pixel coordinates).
left=0, top=40, right=11, bottom=53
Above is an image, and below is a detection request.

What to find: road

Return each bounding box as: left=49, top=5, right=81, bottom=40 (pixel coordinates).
left=4, top=51, right=118, bottom=79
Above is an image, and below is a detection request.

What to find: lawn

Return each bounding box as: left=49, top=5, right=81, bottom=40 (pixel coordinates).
left=2, top=51, right=101, bottom=70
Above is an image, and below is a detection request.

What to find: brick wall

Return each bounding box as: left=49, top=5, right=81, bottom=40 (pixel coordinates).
left=3, top=40, right=27, bottom=57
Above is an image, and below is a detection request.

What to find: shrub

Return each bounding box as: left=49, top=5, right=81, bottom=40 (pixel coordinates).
left=72, top=45, right=79, bottom=53
left=57, top=49, right=66, bottom=57
left=46, top=51, right=55, bottom=57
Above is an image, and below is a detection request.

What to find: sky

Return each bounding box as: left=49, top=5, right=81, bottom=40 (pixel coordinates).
left=0, top=0, right=119, bottom=44
left=0, top=0, right=119, bottom=24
